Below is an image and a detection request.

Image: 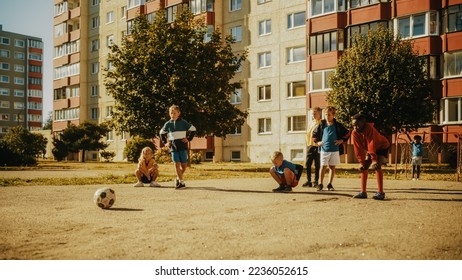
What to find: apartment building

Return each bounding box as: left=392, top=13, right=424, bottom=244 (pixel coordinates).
left=52, top=0, right=308, bottom=162
left=0, top=25, right=44, bottom=136
left=306, top=0, right=462, bottom=162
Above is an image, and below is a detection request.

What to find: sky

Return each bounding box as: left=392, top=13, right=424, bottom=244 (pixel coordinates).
left=0, top=0, right=54, bottom=120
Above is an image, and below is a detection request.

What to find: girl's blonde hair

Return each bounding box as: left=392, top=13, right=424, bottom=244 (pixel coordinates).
left=138, top=147, right=153, bottom=163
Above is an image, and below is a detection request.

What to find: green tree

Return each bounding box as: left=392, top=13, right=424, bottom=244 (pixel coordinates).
left=123, top=137, right=156, bottom=163
left=52, top=121, right=109, bottom=162
left=42, top=111, right=53, bottom=130
left=104, top=10, right=248, bottom=139
left=327, top=27, right=434, bottom=135
left=0, top=126, right=47, bottom=166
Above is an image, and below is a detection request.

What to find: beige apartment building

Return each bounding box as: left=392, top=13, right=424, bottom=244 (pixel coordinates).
left=52, top=0, right=308, bottom=163
left=0, top=25, right=44, bottom=135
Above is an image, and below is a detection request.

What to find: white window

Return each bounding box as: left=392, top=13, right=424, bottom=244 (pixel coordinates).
left=14, top=114, right=24, bottom=122
left=258, top=51, right=271, bottom=68
left=396, top=12, right=439, bottom=39
left=0, top=75, right=9, bottom=83
left=91, top=108, right=99, bottom=119
left=0, top=88, right=9, bottom=96
left=91, top=39, right=99, bottom=52
left=107, top=130, right=114, bottom=141
left=231, top=151, right=241, bottom=161
left=287, top=46, right=306, bottom=63
left=0, top=100, right=10, bottom=108
left=229, top=126, right=242, bottom=135
left=0, top=37, right=10, bottom=45
left=288, top=11, right=305, bottom=29
left=91, top=62, right=99, bottom=74
left=259, top=19, right=272, bottom=36
left=231, top=88, right=242, bottom=104
left=0, top=63, right=9, bottom=70
left=258, top=118, right=272, bottom=134
left=121, top=6, right=127, bottom=18
left=54, top=23, right=67, bottom=37
left=14, top=52, right=25, bottom=60
left=0, top=49, right=9, bottom=57
left=444, top=51, right=462, bottom=78
left=258, top=0, right=272, bottom=4
left=106, top=11, right=114, bottom=23
left=14, top=102, right=24, bottom=109
left=14, top=65, right=25, bottom=72
left=258, top=85, right=271, bottom=101
left=288, top=116, right=306, bottom=132
left=29, top=53, right=42, bottom=61
left=91, top=85, right=99, bottom=97
left=441, top=98, right=462, bottom=124
left=106, top=35, right=114, bottom=47
left=230, top=26, right=242, bottom=42
left=291, top=149, right=304, bottom=161
left=310, top=0, right=346, bottom=17
left=14, top=77, right=24, bottom=85
left=128, top=0, right=142, bottom=9
left=92, top=16, right=100, bottom=29
left=14, top=90, right=24, bottom=97
left=106, top=106, right=113, bottom=118
left=309, top=69, right=335, bottom=92
left=92, top=0, right=100, bottom=6
left=15, top=39, right=25, bottom=48
left=288, top=81, right=306, bottom=98
left=230, top=0, right=242, bottom=12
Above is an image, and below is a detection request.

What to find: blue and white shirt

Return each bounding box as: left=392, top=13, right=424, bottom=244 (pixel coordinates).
left=160, top=118, right=196, bottom=152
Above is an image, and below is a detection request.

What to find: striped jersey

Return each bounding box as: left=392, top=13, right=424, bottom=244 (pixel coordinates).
left=159, top=118, right=196, bottom=151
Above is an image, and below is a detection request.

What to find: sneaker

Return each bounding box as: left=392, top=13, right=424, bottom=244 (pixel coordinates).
left=272, top=184, right=286, bottom=192
left=373, top=192, right=385, bottom=200
left=316, top=184, right=323, bottom=191
left=175, top=178, right=180, bottom=187
left=175, top=182, right=186, bottom=189
left=282, top=185, right=293, bottom=193
left=302, top=181, right=312, bottom=187
left=353, top=192, right=367, bottom=199
left=327, top=183, right=335, bottom=191
left=133, top=181, right=144, bottom=187
left=149, top=181, right=160, bottom=187
left=412, top=178, right=416, bottom=181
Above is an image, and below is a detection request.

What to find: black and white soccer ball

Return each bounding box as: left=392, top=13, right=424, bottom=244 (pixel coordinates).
left=93, top=188, right=116, bottom=209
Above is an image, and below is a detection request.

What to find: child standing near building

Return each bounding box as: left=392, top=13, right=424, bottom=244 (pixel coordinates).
left=351, top=114, right=390, bottom=200
left=160, top=105, right=196, bottom=189
left=312, top=106, right=350, bottom=191
left=303, top=107, right=322, bottom=188
left=270, top=151, right=302, bottom=193
left=134, top=146, right=160, bottom=187
left=406, top=133, right=425, bottom=181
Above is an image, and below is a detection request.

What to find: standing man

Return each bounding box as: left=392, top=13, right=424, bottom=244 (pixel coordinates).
left=302, top=107, right=322, bottom=188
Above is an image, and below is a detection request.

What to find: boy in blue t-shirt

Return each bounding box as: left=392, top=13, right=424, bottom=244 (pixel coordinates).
left=160, top=105, right=196, bottom=189
left=406, top=133, right=425, bottom=181
left=270, top=151, right=299, bottom=193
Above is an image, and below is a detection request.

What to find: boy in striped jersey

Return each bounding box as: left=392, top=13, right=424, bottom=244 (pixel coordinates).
left=160, top=105, right=196, bottom=189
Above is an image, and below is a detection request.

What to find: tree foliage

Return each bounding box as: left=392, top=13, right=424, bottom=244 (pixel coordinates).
left=52, top=121, right=109, bottom=162
left=327, top=27, right=434, bottom=135
left=104, top=10, right=248, bottom=139
left=0, top=126, right=47, bottom=166
left=123, top=137, right=156, bottom=163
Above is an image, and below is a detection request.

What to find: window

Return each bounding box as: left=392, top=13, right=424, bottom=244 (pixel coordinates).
left=288, top=81, right=306, bottom=98
left=15, top=39, right=25, bottom=48
left=258, top=51, right=271, bottom=68
left=231, top=151, right=241, bottom=161
left=121, top=6, right=127, bottom=18
left=0, top=49, right=9, bottom=57
left=1, top=127, right=9, bottom=133
left=92, top=0, right=100, bottom=6
left=106, top=106, right=113, bottom=118
left=30, top=65, right=42, bottom=73
left=106, top=35, right=114, bottom=47
left=230, top=26, right=242, bottom=42
left=0, top=75, right=9, bottom=83
left=146, top=12, right=155, bottom=23
left=310, top=0, right=346, bottom=17
left=14, top=77, right=24, bottom=85
left=0, top=63, right=9, bottom=70
left=291, top=149, right=304, bottom=161
left=14, top=52, right=25, bottom=60
left=91, top=108, right=99, bottom=119
left=258, top=118, right=271, bottom=134
left=347, top=21, right=388, bottom=47
left=0, top=37, right=10, bottom=45
left=54, top=23, right=67, bottom=37
left=29, top=53, right=42, bottom=61
left=0, top=100, right=10, bottom=108
left=288, top=116, right=306, bottom=132
left=28, top=89, right=42, bottom=98
left=441, top=98, right=462, bottom=124
left=230, top=126, right=242, bottom=135
left=287, top=46, right=306, bottom=63
left=107, top=130, right=114, bottom=141
left=14, top=102, right=24, bottom=109
left=54, top=63, right=80, bottom=80
left=230, top=0, right=242, bottom=12
left=91, top=62, right=99, bottom=74
left=310, top=30, right=344, bottom=54
left=191, top=0, right=214, bottom=14
left=421, top=55, right=440, bottom=79
left=28, top=39, right=43, bottom=49
left=15, top=65, right=25, bottom=72
left=350, top=0, right=383, bottom=9
left=445, top=4, right=462, bottom=32
left=258, top=85, right=271, bottom=101
left=396, top=12, right=438, bottom=39
left=1, top=114, right=9, bottom=121
left=29, top=78, right=42, bottom=85
left=309, top=69, right=335, bottom=92
left=444, top=51, right=462, bottom=78
left=259, top=19, right=272, bottom=36
left=0, top=88, right=9, bottom=96
left=231, top=88, right=242, bottom=104
left=128, top=0, right=141, bottom=9
left=258, top=0, right=271, bottom=4
left=288, top=11, right=305, bottom=29
left=91, top=16, right=100, bottom=29
left=106, top=11, right=114, bottom=24
left=14, top=114, right=24, bottom=122
left=14, top=90, right=24, bottom=97
left=91, top=85, right=99, bottom=97
left=91, top=39, right=99, bottom=52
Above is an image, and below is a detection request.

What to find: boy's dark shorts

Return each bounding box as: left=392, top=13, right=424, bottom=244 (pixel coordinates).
left=140, top=174, right=153, bottom=183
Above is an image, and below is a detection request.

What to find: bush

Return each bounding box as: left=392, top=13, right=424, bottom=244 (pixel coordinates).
left=0, top=126, right=47, bottom=166
left=191, top=152, right=202, bottom=164
left=123, top=137, right=156, bottom=163
left=100, top=150, right=116, bottom=162
left=153, top=147, right=172, bottom=164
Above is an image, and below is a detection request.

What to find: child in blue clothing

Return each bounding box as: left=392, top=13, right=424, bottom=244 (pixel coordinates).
left=312, top=106, right=350, bottom=191
left=270, top=151, right=300, bottom=193
left=160, top=105, right=196, bottom=189
left=406, top=133, right=425, bottom=180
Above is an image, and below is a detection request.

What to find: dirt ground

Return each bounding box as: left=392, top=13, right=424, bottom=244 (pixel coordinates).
left=1, top=169, right=462, bottom=260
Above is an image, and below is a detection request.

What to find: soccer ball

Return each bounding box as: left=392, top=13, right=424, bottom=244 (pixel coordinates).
left=93, top=188, right=116, bottom=209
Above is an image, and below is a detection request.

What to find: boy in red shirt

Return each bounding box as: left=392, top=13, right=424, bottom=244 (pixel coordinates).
left=351, top=114, right=390, bottom=200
